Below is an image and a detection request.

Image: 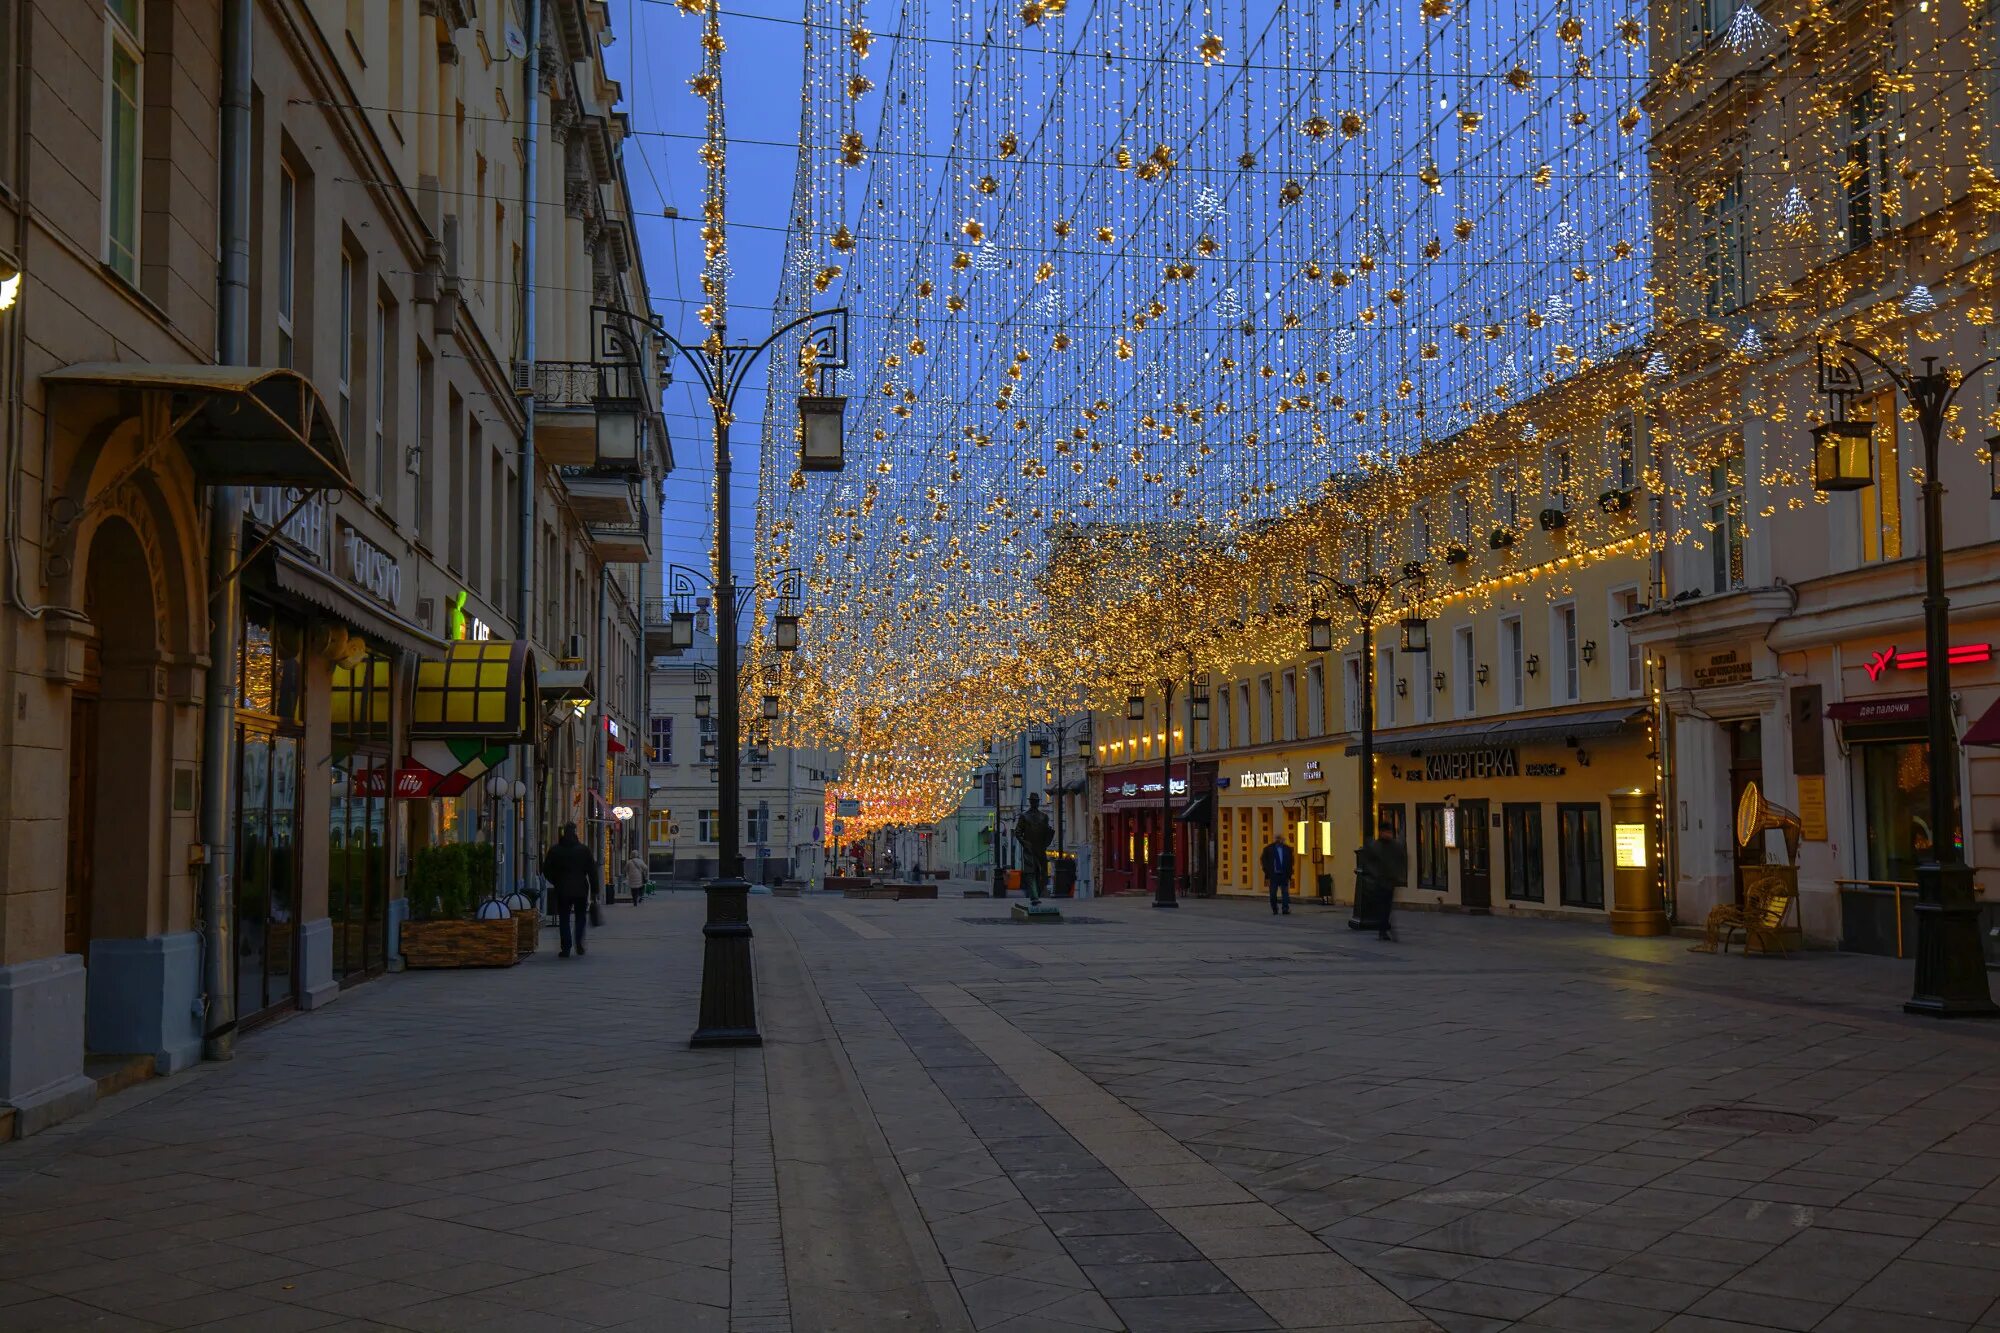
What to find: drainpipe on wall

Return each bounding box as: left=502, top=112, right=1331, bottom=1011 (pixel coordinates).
left=515, top=0, right=541, bottom=897
left=199, top=0, right=254, bottom=1061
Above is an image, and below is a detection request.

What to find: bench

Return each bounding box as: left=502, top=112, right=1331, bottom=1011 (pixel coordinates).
left=1692, top=881, right=1797, bottom=957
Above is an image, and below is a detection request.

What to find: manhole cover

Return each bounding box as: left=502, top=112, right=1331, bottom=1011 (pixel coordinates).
left=1681, top=1106, right=1829, bottom=1134
left=961, top=915, right=1114, bottom=926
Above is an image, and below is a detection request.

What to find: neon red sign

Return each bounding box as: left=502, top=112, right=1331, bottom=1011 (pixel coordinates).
left=1863, top=642, right=1994, bottom=681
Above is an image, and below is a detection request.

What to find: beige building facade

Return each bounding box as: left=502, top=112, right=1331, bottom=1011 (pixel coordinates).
left=0, top=0, right=668, bottom=1136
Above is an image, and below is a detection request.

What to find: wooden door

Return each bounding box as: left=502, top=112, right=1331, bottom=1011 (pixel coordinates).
left=1459, top=799, right=1491, bottom=912
left=64, top=694, right=99, bottom=956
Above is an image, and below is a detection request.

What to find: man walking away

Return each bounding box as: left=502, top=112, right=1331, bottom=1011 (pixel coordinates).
left=1261, top=832, right=1295, bottom=916
left=622, top=848, right=649, bottom=905
left=542, top=822, right=598, bottom=957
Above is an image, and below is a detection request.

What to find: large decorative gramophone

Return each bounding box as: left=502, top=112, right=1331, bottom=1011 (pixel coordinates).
left=1693, top=781, right=1802, bottom=954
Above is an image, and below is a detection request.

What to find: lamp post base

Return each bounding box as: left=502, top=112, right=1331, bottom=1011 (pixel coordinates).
left=1153, top=855, right=1179, bottom=909
left=690, top=878, right=763, bottom=1047
left=1905, top=862, right=1998, bottom=1019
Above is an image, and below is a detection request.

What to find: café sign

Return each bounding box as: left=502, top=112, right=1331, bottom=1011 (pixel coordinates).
left=1423, top=748, right=1519, bottom=781
left=1302, top=760, right=1324, bottom=782
left=337, top=521, right=401, bottom=607
left=1108, top=777, right=1189, bottom=798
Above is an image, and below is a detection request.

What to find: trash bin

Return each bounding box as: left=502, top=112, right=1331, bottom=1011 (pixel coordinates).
left=1315, top=871, right=1334, bottom=902
left=1003, top=868, right=1022, bottom=897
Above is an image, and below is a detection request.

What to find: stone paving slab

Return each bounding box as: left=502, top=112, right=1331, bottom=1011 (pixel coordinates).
left=776, top=894, right=2000, bottom=1332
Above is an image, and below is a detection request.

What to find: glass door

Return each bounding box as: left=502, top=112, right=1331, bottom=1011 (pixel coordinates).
left=235, top=731, right=271, bottom=1020
left=329, top=749, right=389, bottom=982
left=1502, top=803, right=1545, bottom=903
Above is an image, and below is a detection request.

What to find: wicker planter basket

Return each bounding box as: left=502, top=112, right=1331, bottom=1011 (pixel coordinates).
left=512, top=909, right=540, bottom=956
left=400, top=918, right=521, bottom=969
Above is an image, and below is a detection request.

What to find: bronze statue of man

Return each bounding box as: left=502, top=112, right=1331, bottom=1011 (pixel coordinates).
left=1012, top=793, right=1055, bottom=902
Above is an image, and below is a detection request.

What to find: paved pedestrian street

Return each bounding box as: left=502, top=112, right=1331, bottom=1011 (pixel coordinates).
left=7, top=896, right=2000, bottom=1333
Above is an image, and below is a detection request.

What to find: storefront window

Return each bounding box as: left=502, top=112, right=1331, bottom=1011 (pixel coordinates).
left=1557, top=803, right=1604, bottom=908
left=1503, top=803, right=1544, bottom=901
left=1415, top=804, right=1448, bottom=891
left=330, top=648, right=390, bottom=981
left=1859, top=741, right=1953, bottom=882
left=234, top=604, right=304, bottom=1021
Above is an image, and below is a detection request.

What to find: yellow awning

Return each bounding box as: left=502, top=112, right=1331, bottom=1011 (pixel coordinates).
left=44, top=362, right=352, bottom=489
left=411, top=640, right=539, bottom=740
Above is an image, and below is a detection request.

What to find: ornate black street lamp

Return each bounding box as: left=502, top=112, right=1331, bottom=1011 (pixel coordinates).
left=660, top=308, right=850, bottom=1047
left=1813, top=336, right=1997, bottom=1017
left=1306, top=558, right=1427, bottom=880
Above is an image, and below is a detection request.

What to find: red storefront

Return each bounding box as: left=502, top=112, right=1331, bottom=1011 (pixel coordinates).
left=1098, top=759, right=1217, bottom=897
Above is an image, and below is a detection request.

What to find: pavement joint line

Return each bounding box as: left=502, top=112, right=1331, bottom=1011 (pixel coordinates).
left=730, top=1052, right=794, bottom=1333
left=819, top=907, right=893, bottom=940
left=912, top=981, right=1440, bottom=1331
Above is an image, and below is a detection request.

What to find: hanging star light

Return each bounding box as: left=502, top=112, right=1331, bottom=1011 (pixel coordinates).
left=1776, top=184, right=1813, bottom=238
left=1722, top=2, right=1775, bottom=55
left=1902, top=283, right=1940, bottom=314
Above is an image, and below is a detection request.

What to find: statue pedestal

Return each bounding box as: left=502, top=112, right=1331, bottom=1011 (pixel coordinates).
left=1012, top=902, right=1063, bottom=923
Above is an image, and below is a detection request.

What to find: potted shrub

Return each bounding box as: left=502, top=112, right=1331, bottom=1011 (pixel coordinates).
left=400, top=842, right=520, bottom=969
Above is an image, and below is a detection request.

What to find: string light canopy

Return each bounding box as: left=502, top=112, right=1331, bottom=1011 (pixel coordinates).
left=655, top=0, right=1987, bottom=837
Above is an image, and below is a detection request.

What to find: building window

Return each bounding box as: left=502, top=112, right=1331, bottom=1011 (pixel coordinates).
left=1608, top=414, right=1636, bottom=490
left=648, top=808, right=672, bottom=845
left=1282, top=669, right=1298, bottom=742
left=337, top=252, right=354, bottom=447
left=1415, top=804, right=1449, bottom=891
left=1557, top=804, right=1605, bottom=908
left=1502, top=803, right=1544, bottom=902
left=1238, top=680, right=1252, bottom=747
left=698, top=808, right=719, bottom=844
left=1494, top=464, right=1520, bottom=529
left=1455, top=624, right=1476, bottom=717
left=1688, top=168, right=1748, bottom=316
left=1343, top=656, right=1362, bottom=732
left=1856, top=391, right=1903, bottom=564
left=276, top=166, right=297, bottom=366
left=1501, top=614, right=1524, bottom=709
left=1844, top=85, right=1897, bottom=252
left=1413, top=646, right=1434, bottom=723
left=1376, top=647, right=1395, bottom=726
left=747, top=802, right=770, bottom=846
left=371, top=299, right=389, bottom=499
left=1452, top=488, right=1472, bottom=545
left=1411, top=505, right=1431, bottom=561
left=1308, top=660, right=1326, bottom=737
left=104, top=0, right=143, bottom=282
left=649, top=715, right=672, bottom=764
left=1611, top=586, right=1643, bottom=696
left=1707, top=449, right=1745, bottom=592
left=1257, top=675, right=1275, bottom=743
left=1216, top=685, right=1232, bottom=752
left=1547, top=443, right=1574, bottom=511
left=1554, top=603, right=1579, bottom=704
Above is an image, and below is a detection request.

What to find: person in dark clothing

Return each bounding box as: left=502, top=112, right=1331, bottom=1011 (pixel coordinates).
left=1353, top=832, right=1406, bottom=941
left=1261, top=834, right=1295, bottom=915
left=541, top=823, right=598, bottom=958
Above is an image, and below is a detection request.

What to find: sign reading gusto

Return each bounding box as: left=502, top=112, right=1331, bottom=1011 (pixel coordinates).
left=337, top=520, right=401, bottom=607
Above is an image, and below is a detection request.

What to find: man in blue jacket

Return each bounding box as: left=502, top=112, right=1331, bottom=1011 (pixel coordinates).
left=1261, top=833, right=1295, bottom=916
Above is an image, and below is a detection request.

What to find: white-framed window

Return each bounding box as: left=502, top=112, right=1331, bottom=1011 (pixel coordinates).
left=1843, top=84, right=1898, bottom=252
left=1308, top=660, right=1326, bottom=737
left=1237, top=680, right=1252, bottom=747
left=1502, top=614, right=1525, bottom=709
left=1258, top=674, right=1275, bottom=744
left=1455, top=624, right=1476, bottom=717
left=337, top=252, right=354, bottom=448
left=698, top=808, right=719, bottom=843
left=648, top=715, right=673, bottom=764
left=1707, top=448, right=1745, bottom=592
left=103, top=0, right=143, bottom=283
left=1610, top=586, right=1643, bottom=697
left=1215, top=683, right=1232, bottom=753
left=1413, top=646, right=1434, bottom=723
left=371, top=299, right=388, bottom=498
left=1688, top=166, right=1749, bottom=316
left=1494, top=464, right=1520, bottom=529
left=1343, top=653, right=1363, bottom=732
left=276, top=166, right=297, bottom=366
left=1855, top=390, right=1904, bottom=565
left=1452, top=488, right=1472, bottom=546
left=1282, top=669, right=1298, bottom=742
left=747, top=801, right=770, bottom=846
left=1411, top=504, right=1431, bottom=561
left=1607, top=413, right=1636, bottom=491
left=1548, top=442, right=1574, bottom=511
left=1376, top=647, right=1395, bottom=727
left=1553, top=602, right=1580, bottom=704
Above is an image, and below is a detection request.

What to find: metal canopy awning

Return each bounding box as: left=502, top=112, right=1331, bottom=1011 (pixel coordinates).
left=539, top=668, right=595, bottom=708
left=45, top=362, right=352, bottom=489
left=1963, top=697, right=2000, bottom=748
left=1176, top=792, right=1214, bottom=824
left=411, top=640, right=540, bottom=740
left=1346, top=706, right=1649, bottom=757
left=269, top=550, right=439, bottom=658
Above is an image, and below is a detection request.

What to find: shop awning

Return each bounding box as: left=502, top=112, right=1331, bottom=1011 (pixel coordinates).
left=539, top=668, right=594, bottom=711
left=1826, top=694, right=1928, bottom=725
left=1963, top=697, right=2000, bottom=748
left=1176, top=792, right=1214, bottom=824
left=1346, top=706, right=1649, bottom=757
left=411, top=639, right=540, bottom=739
left=270, top=549, right=439, bottom=658
left=44, top=363, right=352, bottom=489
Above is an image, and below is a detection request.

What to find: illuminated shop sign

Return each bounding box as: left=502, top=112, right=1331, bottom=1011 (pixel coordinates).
left=1862, top=642, right=1994, bottom=682
left=1237, top=768, right=1291, bottom=790
left=1302, top=760, right=1324, bottom=782
left=1423, top=748, right=1519, bottom=781
left=1107, top=777, right=1189, bottom=798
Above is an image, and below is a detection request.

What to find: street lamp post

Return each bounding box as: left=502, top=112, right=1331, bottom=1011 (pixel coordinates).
left=1814, top=338, right=1998, bottom=1017
left=1307, top=559, right=1428, bottom=896
left=1131, top=660, right=1205, bottom=908
left=661, top=309, right=849, bottom=1048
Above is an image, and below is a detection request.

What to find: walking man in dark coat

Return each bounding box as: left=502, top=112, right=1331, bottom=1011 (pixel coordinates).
left=542, top=822, right=598, bottom=958
left=1261, top=832, right=1295, bottom=916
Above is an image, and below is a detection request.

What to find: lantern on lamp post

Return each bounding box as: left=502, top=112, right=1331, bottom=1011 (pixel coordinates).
left=798, top=393, right=847, bottom=471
